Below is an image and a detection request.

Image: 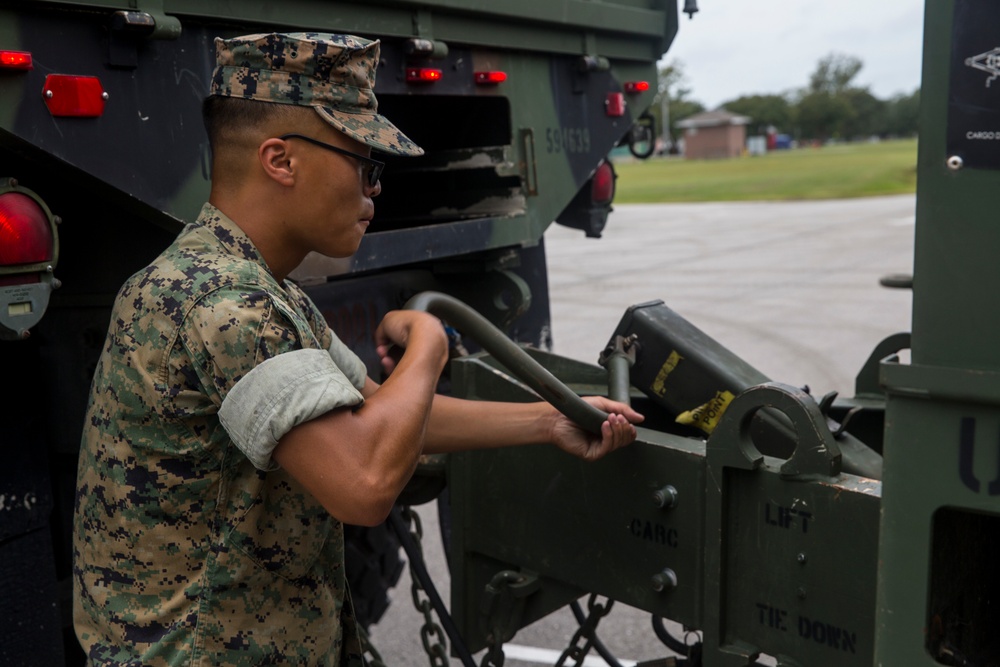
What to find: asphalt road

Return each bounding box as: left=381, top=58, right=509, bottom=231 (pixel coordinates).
left=367, top=195, right=916, bottom=666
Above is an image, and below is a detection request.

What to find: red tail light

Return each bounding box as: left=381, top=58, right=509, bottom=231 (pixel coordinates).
left=475, top=71, right=507, bottom=85
left=624, top=81, right=650, bottom=93
left=0, top=50, right=32, bottom=70
left=406, top=67, right=442, bottom=83
left=0, top=192, right=53, bottom=266
left=591, top=161, right=616, bottom=205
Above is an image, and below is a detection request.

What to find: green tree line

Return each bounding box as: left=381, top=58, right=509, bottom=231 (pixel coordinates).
left=652, top=53, right=920, bottom=149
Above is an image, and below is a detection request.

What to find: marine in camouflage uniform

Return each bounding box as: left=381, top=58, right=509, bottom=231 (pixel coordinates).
left=74, top=31, right=641, bottom=667
left=73, top=33, right=421, bottom=666
left=75, top=203, right=368, bottom=665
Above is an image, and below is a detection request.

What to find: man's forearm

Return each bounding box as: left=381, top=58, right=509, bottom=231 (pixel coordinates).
left=422, top=394, right=554, bottom=454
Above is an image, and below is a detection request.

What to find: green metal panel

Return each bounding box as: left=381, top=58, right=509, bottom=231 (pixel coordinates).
left=449, top=353, right=884, bottom=666
left=22, top=0, right=677, bottom=60
left=909, top=0, right=1000, bottom=371
left=876, top=0, right=1000, bottom=664
left=449, top=353, right=709, bottom=651
left=0, top=0, right=665, bottom=263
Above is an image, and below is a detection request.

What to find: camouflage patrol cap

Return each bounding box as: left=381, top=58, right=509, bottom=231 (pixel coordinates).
left=210, top=32, right=423, bottom=156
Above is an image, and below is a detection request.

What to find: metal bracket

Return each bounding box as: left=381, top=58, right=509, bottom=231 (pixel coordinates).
left=709, top=382, right=843, bottom=480
left=115, top=0, right=181, bottom=39
left=854, top=331, right=910, bottom=397
left=109, top=0, right=181, bottom=67
left=599, top=333, right=639, bottom=405
left=479, top=570, right=541, bottom=646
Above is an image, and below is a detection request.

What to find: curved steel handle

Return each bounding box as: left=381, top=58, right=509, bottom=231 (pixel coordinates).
left=404, top=291, right=609, bottom=434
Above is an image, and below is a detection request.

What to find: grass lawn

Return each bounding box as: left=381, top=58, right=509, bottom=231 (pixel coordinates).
left=612, top=138, right=918, bottom=203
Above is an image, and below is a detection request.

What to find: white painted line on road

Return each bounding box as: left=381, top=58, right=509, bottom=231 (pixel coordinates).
left=500, top=643, right=637, bottom=667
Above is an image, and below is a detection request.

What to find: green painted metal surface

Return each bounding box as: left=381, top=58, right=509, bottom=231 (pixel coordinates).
left=0, top=0, right=670, bottom=259
left=875, top=1, right=1000, bottom=664
left=449, top=353, right=882, bottom=666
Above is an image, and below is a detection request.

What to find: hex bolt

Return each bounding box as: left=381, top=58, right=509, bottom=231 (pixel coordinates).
left=45, top=90, right=53, bottom=99
left=102, top=92, right=110, bottom=101
left=797, top=552, right=807, bottom=564
left=651, top=568, right=678, bottom=593
left=653, top=484, right=678, bottom=509
left=947, top=155, right=964, bottom=171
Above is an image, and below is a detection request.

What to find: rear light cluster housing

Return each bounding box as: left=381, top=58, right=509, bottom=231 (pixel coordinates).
left=0, top=179, right=60, bottom=340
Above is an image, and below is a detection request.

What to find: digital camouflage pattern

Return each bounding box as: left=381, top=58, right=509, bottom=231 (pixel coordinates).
left=211, top=32, right=423, bottom=157
left=73, top=203, right=365, bottom=666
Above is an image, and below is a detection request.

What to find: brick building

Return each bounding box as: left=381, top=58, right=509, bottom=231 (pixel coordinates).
left=677, top=109, right=751, bottom=159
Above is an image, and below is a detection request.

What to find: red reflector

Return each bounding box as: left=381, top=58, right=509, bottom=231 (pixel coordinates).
left=474, top=71, right=507, bottom=85
left=42, top=74, right=107, bottom=117
left=624, top=81, right=650, bottom=93
left=0, top=192, right=53, bottom=266
left=591, top=161, right=615, bottom=204
left=0, top=50, right=32, bottom=70
left=605, top=92, right=625, bottom=117
left=406, top=67, right=442, bottom=83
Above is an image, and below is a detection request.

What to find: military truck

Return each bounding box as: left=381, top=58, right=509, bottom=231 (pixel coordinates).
left=3, top=0, right=997, bottom=666
left=0, top=0, right=669, bottom=664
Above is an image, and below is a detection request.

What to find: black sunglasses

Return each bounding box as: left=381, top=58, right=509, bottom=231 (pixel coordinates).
left=278, top=133, right=385, bottom=187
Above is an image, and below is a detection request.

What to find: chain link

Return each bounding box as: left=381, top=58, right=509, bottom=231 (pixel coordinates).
left=401, top=507, right=451, bottom=667
left=554, top=594, right=615, bottom=667
left=480, top=630, right=506, bottom=667
left=357, top=623, right=387, bottom=667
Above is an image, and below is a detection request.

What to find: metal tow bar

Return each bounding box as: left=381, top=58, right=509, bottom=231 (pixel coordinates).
left=405, top=291, right=609, bottom=433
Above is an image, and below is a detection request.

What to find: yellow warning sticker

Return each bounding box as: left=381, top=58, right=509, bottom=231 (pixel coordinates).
left=676, top=390, right=736, bottom=434
left=651, top=350, right=683, bottom=397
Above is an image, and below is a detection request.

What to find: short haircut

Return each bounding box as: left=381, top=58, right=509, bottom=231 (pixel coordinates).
left=202, top=96, right=303, bottom=153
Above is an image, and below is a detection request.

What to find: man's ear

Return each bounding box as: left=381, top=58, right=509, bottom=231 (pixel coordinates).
left=259, top=138, right=296, bottom=186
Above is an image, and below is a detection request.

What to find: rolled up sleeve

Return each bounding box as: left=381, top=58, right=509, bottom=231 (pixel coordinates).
left=218, top=348, right=364, bottom=470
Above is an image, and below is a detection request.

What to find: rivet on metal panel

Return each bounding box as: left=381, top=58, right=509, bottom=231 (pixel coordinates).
left=947, top=155, right=964, bottom=170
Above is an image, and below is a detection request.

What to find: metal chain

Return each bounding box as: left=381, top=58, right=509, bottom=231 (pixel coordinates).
left=401, top=507, right=450, bottom=667
left=357, top=623, right=387, bottom=667
left=480, top=630, right=506, bottom=667
left=478, top=570, right=528, bottom=667
left=554, top=594, right=615, bottom=667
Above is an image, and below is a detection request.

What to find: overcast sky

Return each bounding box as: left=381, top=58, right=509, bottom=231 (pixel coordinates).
left=663, top=0, right=925, bottom=109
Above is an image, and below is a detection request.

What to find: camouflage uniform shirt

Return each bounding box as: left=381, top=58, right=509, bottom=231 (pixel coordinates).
left=74, top=203, right=366, bottom=666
